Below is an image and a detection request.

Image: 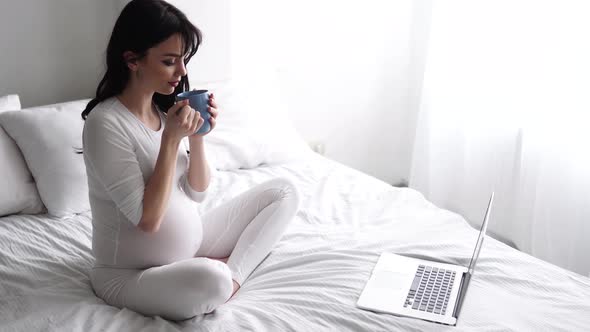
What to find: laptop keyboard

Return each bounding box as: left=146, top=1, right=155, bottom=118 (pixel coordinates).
left=403, top=265, right=456, bottom=315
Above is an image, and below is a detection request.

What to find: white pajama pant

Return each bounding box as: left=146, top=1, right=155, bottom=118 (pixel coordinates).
left=90, top=178, right=300, bottom=320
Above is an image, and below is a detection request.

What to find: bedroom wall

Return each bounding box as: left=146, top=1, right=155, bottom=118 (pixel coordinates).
left=0, top=0, right=117, bottom=108
left=230, top=0, right=429, bottom=186
left=0, top=0, right=427, bottom=186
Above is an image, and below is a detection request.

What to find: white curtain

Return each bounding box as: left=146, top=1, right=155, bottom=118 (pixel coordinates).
left=410, top=1, right=590, bottom=276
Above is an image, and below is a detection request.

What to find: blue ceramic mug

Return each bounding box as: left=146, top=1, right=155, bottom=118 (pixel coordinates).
left=175, top=89, right=211, bottom=135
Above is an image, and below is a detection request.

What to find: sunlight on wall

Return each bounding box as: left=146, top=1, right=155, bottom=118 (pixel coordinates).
left=424, top=0, right=590, bottom=160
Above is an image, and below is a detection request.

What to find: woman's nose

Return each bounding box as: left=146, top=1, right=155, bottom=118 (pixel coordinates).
left=176, top=61, right=187, bottom=77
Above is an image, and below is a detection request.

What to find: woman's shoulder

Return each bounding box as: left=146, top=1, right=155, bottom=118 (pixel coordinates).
left=84, top=97, right=128, bottom=134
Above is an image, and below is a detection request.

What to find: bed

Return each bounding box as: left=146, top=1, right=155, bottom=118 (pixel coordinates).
left=1, top=87, right=589, bottom=332
left=1, top=151, right=589, bottom=331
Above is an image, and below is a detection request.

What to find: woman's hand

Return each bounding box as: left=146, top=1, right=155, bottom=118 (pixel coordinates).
left=163, top=99, right=204, bottom=143
left=195, top=92, right=219, bottom=137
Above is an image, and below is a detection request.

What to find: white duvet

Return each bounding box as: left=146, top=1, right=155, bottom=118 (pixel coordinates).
left=1, top=153, right=589, bottom=332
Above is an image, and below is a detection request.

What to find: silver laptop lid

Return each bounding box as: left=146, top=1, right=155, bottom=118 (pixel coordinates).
left=452, top=192, right=495, bottom=321
left=467, top=192, right=494, bottom=274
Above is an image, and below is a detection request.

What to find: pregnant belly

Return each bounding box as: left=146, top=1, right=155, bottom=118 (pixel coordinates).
left=117, top=190, right=204, bottom=268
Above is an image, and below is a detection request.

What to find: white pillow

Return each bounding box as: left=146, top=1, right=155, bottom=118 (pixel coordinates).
left=0, top=95, right=45, bottom=217
left=196, top=74, right=313, bottom=170
left=0, top=94, right=20, bottom=110
left=0, top=99, right=91, bottom=218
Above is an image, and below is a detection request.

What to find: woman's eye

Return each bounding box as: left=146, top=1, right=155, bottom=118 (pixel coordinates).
left=163, top=60, right=175, bottom=66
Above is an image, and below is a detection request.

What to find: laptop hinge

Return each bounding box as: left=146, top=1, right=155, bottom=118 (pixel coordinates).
left=452, top=271, right=471, bottom=320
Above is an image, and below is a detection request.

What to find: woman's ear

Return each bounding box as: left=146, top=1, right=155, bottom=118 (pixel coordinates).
left=123, top=51, right=139, bottom=71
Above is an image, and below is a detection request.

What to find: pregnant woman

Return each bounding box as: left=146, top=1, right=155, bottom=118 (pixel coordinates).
left=81, top=0, right=300, bottom=320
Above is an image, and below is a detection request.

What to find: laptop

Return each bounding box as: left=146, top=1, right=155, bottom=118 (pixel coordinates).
left=356, top=192, right=494, bottom=326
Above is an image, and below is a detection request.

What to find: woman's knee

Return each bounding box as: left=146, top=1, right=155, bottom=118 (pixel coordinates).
left=184, top=260, right=233, bottom=303
left=168, top=261, right=233, bottom=319
left=266, top=177, right=301, bottom=207
left=205, top=261, right=234, bottom=302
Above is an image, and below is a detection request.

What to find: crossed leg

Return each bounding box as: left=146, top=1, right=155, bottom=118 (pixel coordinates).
left=196, top=177, right=300, bottom=300
left=90, top=177, right=300, bottom=320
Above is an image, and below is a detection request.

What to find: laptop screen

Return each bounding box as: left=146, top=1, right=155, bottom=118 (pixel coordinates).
left=467, top=192, right=494, bottom=274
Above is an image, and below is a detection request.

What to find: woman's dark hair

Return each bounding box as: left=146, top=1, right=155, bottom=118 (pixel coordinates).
left=81, top=0, right=202, bottom=120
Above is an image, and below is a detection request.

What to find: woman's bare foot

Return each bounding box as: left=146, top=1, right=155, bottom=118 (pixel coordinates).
left=231, top=280, right=240, bottom=297
left=224, top=279, right=240, bottom=304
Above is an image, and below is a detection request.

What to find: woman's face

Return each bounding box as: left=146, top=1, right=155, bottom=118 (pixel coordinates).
left=134, top=33, right=187, bottom=95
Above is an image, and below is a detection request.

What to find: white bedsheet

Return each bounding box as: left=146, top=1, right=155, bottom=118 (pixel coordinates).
left=1, top=154, right=589, bottom=331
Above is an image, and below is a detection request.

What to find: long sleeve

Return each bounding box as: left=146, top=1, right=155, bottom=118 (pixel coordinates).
left=83, top=113, right=145, bottom=226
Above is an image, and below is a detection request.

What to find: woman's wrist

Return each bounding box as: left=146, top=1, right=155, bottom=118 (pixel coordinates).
left=162, top=132, right=181, bottom=149
left=188, top=134, right=204, bottom=145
